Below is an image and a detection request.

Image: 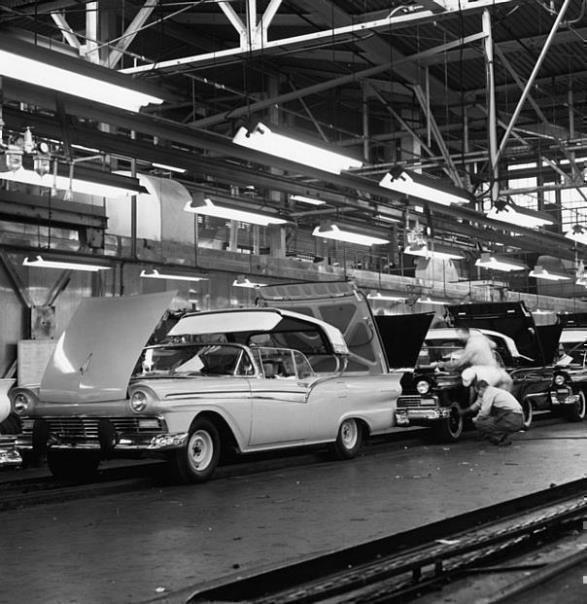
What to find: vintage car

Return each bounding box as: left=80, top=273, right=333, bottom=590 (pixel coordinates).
left=394, top=327, right=535, bottom=441
left=446, top=302, right=583, bottom=427
left=0, top=378, right=21, bottom=468
left=12, top=291, right=403, bottom=483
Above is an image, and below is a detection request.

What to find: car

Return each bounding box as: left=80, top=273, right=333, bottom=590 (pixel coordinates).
left=394, top=327, right=535, bottom=442
left=0, top=378, right=22, bottom=468
left=12, top=291, right=403, bottom=483
left=446, top=302, right=583, bottom=428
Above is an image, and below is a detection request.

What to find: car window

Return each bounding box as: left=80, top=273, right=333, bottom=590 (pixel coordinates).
left=293, top=351, right=315, bottom=379
left=253, top=348, right=298, bottom=379
left=418, top=339, right=464, bottom=366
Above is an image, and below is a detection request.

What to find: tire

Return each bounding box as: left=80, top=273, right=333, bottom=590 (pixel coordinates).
left=170, top=419, right=221, bottom=484
left=47, top=450, right=100, bottom=481
left=0, top=412, right=21, bottom=435
left=433, top=403, right=463, bottom=442
left=330, top=418, right=363, bottom=460
left=566, top=390, right=586, bottom=422
left=521, top=398, right=533, bottom=430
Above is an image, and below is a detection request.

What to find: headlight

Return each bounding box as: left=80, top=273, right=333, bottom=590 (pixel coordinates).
left=130, top=390, right=148, bottom=413
left=416, top=379, right=431, bottom=395
left=10, top=390, right=37, bottom=415
left=554, top=374, right=567, bottom=387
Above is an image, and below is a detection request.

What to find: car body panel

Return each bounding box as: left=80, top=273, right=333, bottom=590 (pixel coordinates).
left=374, top=313, right=434, bottom=369
left=40, top=291, right=177, bottom=404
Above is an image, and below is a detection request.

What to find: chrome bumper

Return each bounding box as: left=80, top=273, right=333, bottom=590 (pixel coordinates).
left=0, top=436, right=22, bottom=468
left=550, top=389, right=580, bottom=406
left=16, top=432, right=188, bottom=452
left=395, top=399, right=451, bottom=426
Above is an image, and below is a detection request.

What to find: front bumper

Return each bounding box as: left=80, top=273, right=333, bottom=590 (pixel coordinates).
left=16, top=417, right=188, bottom=454
left=0, top=436, right=22, bottom=468
left=395, top=396, right=451, bottom=426
left=550, top=388, right=581, bottom=406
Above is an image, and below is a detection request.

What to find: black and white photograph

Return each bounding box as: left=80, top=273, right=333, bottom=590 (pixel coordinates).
left=1, top=1, right=587, bottom=602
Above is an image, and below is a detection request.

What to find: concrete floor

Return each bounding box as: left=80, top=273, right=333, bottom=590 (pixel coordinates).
left=0, top=422, right=586, bottom=604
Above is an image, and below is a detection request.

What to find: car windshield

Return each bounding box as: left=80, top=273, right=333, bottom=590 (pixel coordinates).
left=559, top=340, right=587, bottom=365
left=133, top=343, right=255, bottom=378
left=417, top=339, right=464, bottom=367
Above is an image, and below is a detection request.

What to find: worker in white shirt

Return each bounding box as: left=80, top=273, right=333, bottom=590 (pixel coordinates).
left=468, top=379, right=524, bottom=446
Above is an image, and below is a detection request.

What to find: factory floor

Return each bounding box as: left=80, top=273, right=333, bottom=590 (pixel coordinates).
left=0, top=421, right=585, bottom=604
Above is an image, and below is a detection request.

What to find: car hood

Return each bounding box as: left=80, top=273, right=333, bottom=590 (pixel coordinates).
left=374, top=313, right=435, bottom=369
left=446, top=302, right=560, bottom=365
left=558, top=313, right=587, bottom=328
left=40, top=291, right=177, bottom=404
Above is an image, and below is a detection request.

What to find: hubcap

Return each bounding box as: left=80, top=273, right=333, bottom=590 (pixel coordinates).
left=187, top=430, right=214, bottom=472
left=341, top=420, right=358, bottom=450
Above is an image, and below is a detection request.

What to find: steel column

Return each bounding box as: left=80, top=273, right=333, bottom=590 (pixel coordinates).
left=482, top=9, right=498, bottom=203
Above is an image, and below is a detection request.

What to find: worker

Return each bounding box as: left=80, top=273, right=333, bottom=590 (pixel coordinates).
left=449, top=327, right=498, bottom=369
left=461, top=365, right=513, bottom=392
left=467, top=379, right=524, bottom=446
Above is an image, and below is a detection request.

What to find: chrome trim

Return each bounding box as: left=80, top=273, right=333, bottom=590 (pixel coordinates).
left=0, top=436, right=22, bottom=467
left=395, top=407, right=451, bottom=423
left=549, top=391, right=580, bottom=406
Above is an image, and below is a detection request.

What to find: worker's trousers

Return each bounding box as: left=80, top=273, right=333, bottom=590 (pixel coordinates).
left=474, top=409, right=523, bottom=443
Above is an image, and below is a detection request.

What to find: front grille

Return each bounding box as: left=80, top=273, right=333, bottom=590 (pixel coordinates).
left=397, top=396, right=437, bottom=409
left=21, top=417, right=165, bottom=440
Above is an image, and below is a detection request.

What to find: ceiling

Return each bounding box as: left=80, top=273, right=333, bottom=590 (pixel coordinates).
left=1, top=0, right=587, bottom=263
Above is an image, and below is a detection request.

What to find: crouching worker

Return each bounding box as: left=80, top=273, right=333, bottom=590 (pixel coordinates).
left=468, top=380, right=524, bottom=446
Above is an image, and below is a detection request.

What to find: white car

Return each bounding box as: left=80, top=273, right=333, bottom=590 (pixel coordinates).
left=13, top=292, right=402, bottom=483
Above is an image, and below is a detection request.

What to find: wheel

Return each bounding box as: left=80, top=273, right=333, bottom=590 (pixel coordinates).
left=521, top=398, right=533, bottom=430
left=0, top=412, right=21, bottom=435
left=330, top=418, right=363, bottom=460
left=170, top=419, right=221, bottom=483
left=47, top=450, right=100, bottom=481
left=433, top=403, right=463, bottom=442
left=566, top=390, right=586, bottom=422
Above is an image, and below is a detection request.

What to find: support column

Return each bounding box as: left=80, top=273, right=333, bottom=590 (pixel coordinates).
left=362, top=83, right=370, bottom=163
left=482, top=9, right=498, bottom=205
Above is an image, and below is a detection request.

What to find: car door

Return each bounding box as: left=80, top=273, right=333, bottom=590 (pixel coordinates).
left=248, top=348, right=313, bottom=448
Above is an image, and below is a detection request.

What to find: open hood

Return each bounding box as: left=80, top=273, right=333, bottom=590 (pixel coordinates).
left=40, top=291, right=177, bottom=404
left=558, top=313, right=587, bottom=328
left=446, top=302, right=559, bottom=365
left=374, top=313, right=435, bottom=369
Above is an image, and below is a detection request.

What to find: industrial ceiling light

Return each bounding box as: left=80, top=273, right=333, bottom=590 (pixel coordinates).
left=565, top=224, right=587, bottom=245
left=232, top=276, right=266, bottom=289
left=475, top=252, right=527, bottom=272
left=312, top=223, right=390, bottom=246
left=233, top=122, right=363, bottom=175
left=486, top=200, right=553, bottom=229
left=23, top=255, right=111, bottom=272
left=1, top=167, right=143, bottom=197
left=151, top=163, right=187, bottom=174
left=529, top=265, right=570, bottom=281
left=184, top=197, right=288, bottom=227
left=416, top=296, right=447, bottom=306
left=367, top=291, right=405, bottom=302
left=290, top=194, right=327, bottom=206
left=0, top=36, right=165, bottom=112
left=379, top=169, right=472, bottom=206
left=140, top=269, right=208, bottom=282
left=404, top=243, right=464, bottom=261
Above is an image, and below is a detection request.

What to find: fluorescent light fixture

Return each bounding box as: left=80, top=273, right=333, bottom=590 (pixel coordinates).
left=375, top=214, right=401, bottom=224
left=290, top=194, right=326, bottom=206
left=233, top=122, right=363, bottom=175
left=529, top=266, right=570, bottom=281
left=232, top=277, right=266, bottom=289
left=140, top=269, right=208, bottom=282
left=404, top=244, right=464, bottom=261
left=367, top=291, right=405, bottom=302
left=0, top=36, right=165, bottom=112
left=417, top=296, right=447, bottom=306
left=486, top=202, right=553, bottom=229
left=152, top=163, right=187, bottom=174
left=565, top=224, right=587, bottom=245
left=312, top=223, right=389, bottom=246
left=1, top=167, right=141, bottom=197
left=184, top=197, right=287, bottom=227
left=475, top=252, right=527, bottom=272
left=379, top=170, right=472, bottom=206
left=23, top=255, right=110, bottom=272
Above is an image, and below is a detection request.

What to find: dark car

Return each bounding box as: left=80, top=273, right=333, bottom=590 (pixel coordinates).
left=394, top=326, right=534, bottom=442
left=447, top=302, right=584, bottom=427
